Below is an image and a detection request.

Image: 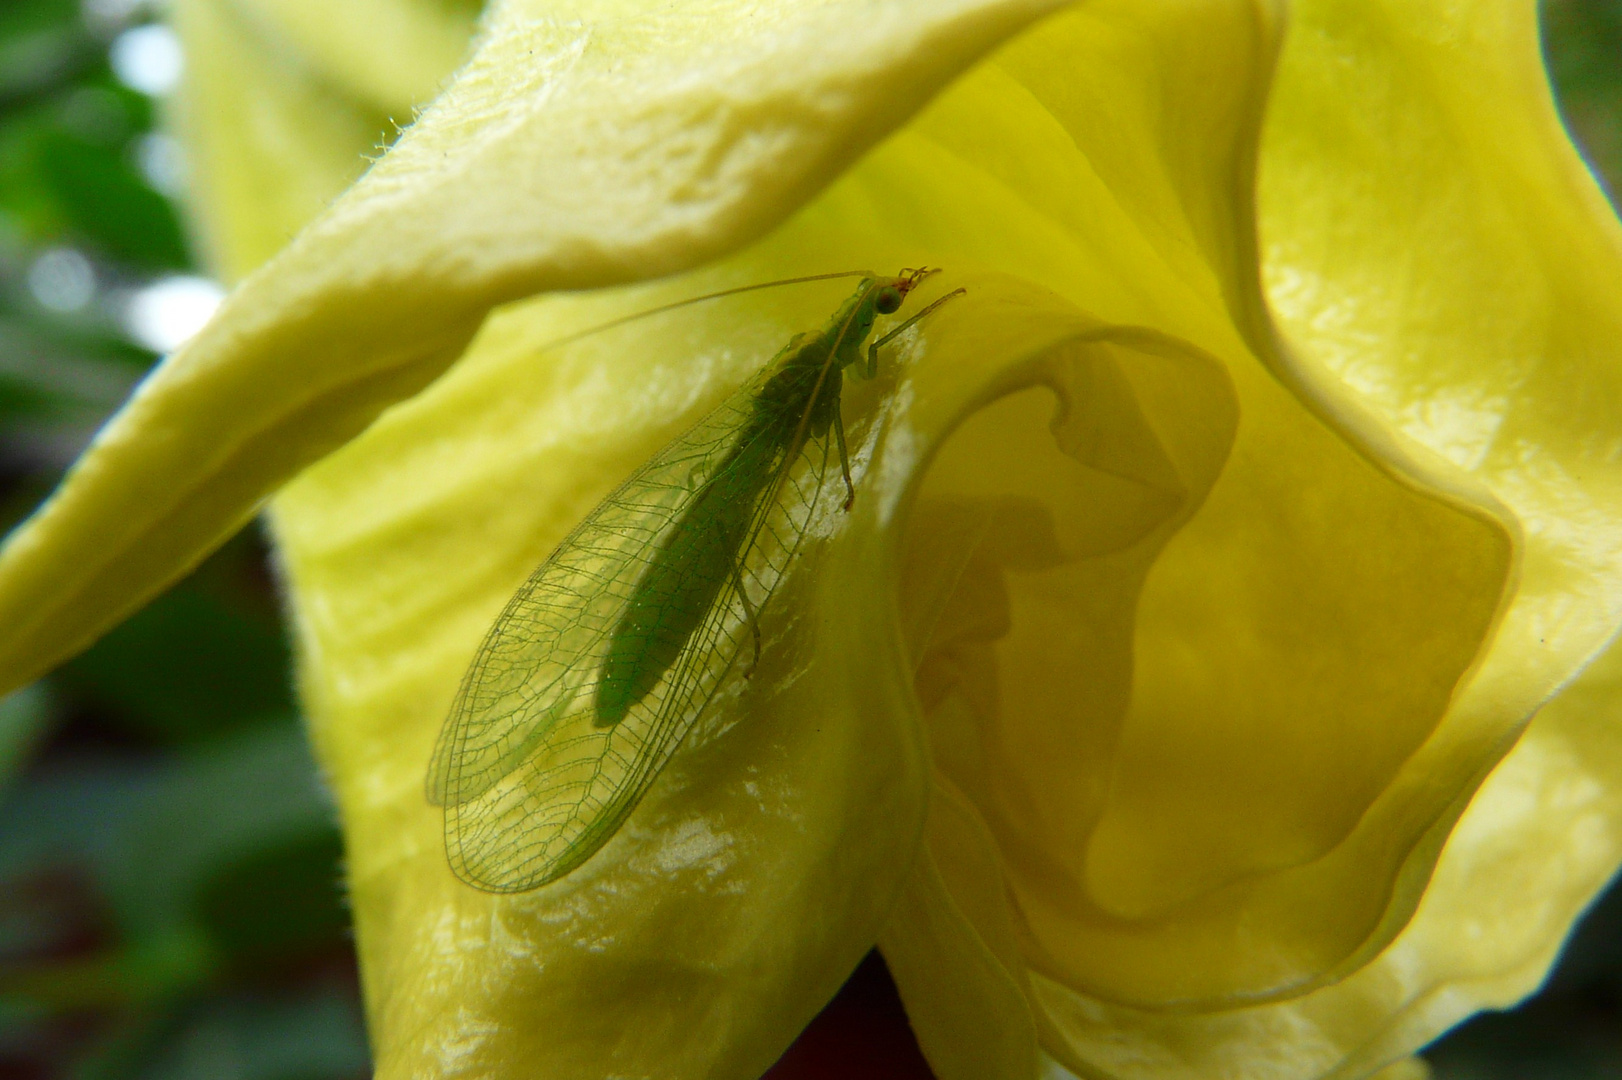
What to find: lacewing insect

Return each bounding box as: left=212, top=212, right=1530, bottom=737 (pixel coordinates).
left=426, top=267, right=965, bottom=892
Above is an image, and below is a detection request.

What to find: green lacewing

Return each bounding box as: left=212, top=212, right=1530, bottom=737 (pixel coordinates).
left=426, top=268, right=965, bottom=892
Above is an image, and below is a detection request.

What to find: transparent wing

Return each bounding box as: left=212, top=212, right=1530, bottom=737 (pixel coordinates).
left=426, top=367, right=834, bottom=893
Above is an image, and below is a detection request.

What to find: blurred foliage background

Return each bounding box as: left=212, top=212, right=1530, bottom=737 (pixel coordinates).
left=0, top=1, right=1617, bottom=1078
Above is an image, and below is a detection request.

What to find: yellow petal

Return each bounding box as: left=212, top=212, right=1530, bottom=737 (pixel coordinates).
left=996, top=634, right=1622, bottom=1079
left=0, top=0, right=1070, bottom=696
left=882, top=779, right=1041, bottom=1080
left=218, top=0, right=477, bottom=117
left=5, top=0, right=1618, bottom=1076
left=273, top=250, right=1233, bottom=1074
left=275, top=0, right=1531, bottom=1057
left=169, top=0, right=469, bottom=279
left=884, top=0, right=1622, bottom=1076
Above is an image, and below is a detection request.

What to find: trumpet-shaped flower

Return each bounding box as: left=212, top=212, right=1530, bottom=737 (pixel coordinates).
left=2, top=0, right=1621, bottom=1077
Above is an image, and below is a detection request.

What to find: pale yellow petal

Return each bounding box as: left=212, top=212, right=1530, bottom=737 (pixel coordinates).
left=881, top=0, right=1622, bottom=1076
left=0, top=0, right=1070, bottom=696
left=170, top=0, right=478, bottom=278
left=6, top=0, right=1615, bottom=1075
left=273, top=0, right=1617, bottom=1069
left=222, top=0, right=478, bottom=117
left=274, top=271, right=1131, bottom=1077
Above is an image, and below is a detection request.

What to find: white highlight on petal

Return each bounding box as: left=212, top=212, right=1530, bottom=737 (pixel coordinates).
left=649, top=818, right=733, bottom=877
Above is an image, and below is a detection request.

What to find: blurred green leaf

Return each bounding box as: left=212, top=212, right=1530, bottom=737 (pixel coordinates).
left=0, top=684, right=53, bottom=789
left=0, top=315, right=143, bottom=428
left=0, top=373, right=64, bottom=418
left=0, top=926, right=213, bottom=1010
left=0, top=5, right=357, bottom=1078
left=57, top=584, right=293, bottom=744
left=0, top=720, right=336, bottom=938
left=194, top=832, right=348, bottom=975
left=0, top=77, right=178, bottom=267
left=0, top=716, right=352, bottom=1074
left=132, top=988, right=369, bottom=1080
left=0, top=0, right=91, bottom=105
left=1543, top=0, right=1622, bottom=196
left=0, top=0, right=82, bottom=42
left=36, top=124, right=187, bottom=267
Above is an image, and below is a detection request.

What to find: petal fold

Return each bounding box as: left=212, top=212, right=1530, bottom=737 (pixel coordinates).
left=877, top=0, right=1622, bottom=1075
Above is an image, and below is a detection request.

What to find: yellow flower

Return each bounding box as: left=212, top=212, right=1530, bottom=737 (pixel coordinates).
left=4, top=0, right=1621, bottom=1077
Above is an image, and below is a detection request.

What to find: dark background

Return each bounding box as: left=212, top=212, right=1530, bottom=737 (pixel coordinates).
left=0, top=1, right=1617, bottom=1077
